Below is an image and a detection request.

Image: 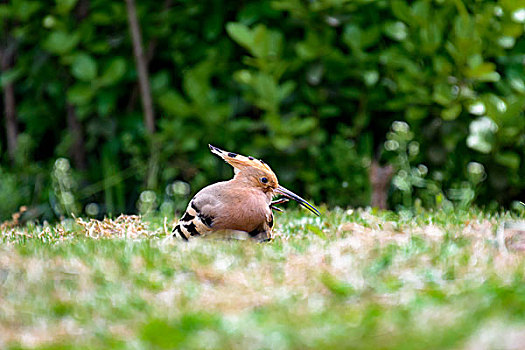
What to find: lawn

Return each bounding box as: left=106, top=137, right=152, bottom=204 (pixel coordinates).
left=1, top=208, right=525, bottom=349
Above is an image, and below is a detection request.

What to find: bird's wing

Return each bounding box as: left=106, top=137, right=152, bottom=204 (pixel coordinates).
left=172, top=199, right=214, bottom=240
left=172, top=182, right=272, bottom=241
left=172, top=186, right=223, bottom=240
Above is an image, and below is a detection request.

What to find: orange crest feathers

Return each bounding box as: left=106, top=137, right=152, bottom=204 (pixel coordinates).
left=208, top=144, right=319, bottom=216
left=208, top=144, right=274, bottom=175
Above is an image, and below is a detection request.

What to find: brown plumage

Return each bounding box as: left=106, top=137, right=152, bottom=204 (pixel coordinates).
left=172, top=144, right=320, bottom=241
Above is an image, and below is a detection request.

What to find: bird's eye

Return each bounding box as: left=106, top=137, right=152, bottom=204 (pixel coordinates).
left=260, top=177, right=268, bottom=184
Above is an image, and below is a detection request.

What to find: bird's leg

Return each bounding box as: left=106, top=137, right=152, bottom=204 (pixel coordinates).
left=270, top=197, right=289, bottom=212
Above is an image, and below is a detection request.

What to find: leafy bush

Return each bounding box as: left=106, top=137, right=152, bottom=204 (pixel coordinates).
left=0, top=0, right=524, bottom=219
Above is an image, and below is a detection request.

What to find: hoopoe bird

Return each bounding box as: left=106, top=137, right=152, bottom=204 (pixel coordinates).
left=172, top=144, right=320, bottom=241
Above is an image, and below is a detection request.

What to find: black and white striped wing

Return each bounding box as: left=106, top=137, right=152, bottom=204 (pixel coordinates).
left=172, top=196, right=216, bottom=240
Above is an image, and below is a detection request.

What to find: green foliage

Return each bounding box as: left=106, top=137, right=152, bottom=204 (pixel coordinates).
left=0, top=168, right=24, bottom=218
left=0, top=0, right=524, bottom=219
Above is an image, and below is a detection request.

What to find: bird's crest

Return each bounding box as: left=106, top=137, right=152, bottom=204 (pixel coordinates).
left=207, top=144, right=319, bottom=216
left=208, top=144, right=274, bottom=175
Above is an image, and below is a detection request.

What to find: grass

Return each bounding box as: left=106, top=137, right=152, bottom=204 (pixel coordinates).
left=1, top=207, right=525, bottom=349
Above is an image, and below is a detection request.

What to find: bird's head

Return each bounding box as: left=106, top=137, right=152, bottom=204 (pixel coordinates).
left=208, top=144, right=320, bottom=216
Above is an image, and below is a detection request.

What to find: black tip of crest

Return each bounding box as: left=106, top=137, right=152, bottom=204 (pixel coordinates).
left=209, top=144, right=224, bottom=153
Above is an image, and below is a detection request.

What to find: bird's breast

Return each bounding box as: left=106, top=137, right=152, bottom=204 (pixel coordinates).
left=213, top=188, right=271, bottom=232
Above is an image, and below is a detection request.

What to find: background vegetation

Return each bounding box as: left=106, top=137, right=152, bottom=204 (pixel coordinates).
left=1, top=0, right=525, bottom=220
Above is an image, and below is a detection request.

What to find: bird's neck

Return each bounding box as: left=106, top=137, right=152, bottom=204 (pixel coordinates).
left=229, top=177, right=273, bottom=202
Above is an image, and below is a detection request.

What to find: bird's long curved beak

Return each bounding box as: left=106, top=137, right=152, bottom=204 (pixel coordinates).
left=274, top=185, right=320, bottom=216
